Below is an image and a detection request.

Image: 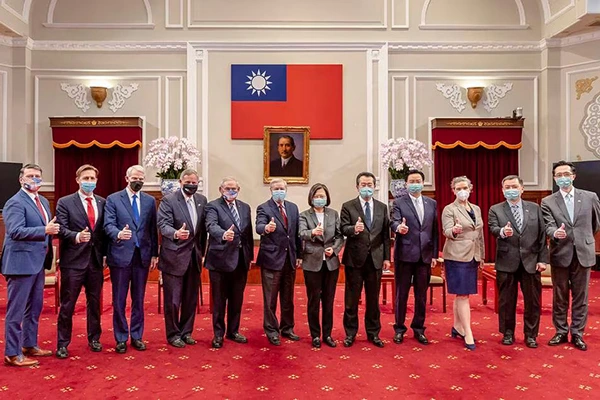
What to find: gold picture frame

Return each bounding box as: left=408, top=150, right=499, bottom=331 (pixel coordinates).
left=263, top=126, right=310, bottom=184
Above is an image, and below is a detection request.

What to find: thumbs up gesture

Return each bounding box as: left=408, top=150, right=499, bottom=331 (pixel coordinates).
left=265, top=217, right=277, bottom=233
left=452, top=217, right=463, bottom=235
left=397, top=217, right=409, bottom=235
left=223, top=224, right=235, bottom=242
left=312, top=222, right=324, bottom=236
left=355, top=216, right=365, bottom=234
left=176, top=222, right=190, bottom=240
left=45, top=216, right=60, bottom=235
left=80, top=226, right=92, bottom=242
left=119, top=224, right=132, bottom=240
left=554, top=223, right=567, bottom=239
left=503, top=221, right=513, bottom=237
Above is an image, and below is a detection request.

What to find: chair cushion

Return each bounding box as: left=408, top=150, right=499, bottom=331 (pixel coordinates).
left=429, top=275, right=444, bottom=285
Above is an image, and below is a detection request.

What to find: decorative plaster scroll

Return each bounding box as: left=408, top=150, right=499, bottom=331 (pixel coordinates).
left=435, top=83, right=466, bottom=113
left=580, top=92, right=600, bottom=158
left=575, top=76, right=597, bottom=100
left=108, top=83, right=139, bottom=113
left=482, top=83, right=513, bottom=112
left=60, top=83, right=91, bottom=112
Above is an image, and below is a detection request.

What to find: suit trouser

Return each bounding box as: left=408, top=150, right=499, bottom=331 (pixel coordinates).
left=343, top=255, right=382, bottom=339
left=209, top=251, right=248, bottom=338
left=4, top=269, right=45, bottom=356
left=162, top=254, right=200, bottom=343
left=394, top=260, right=430, bottom=335
left=110, top=248, right=150, bottom=343
left=496, top=262, right=541, bottom=338
left=551, top=253, right=591, bottom=336
left=261, top=257, right=296, bottom=338
left=304, top=263, right=339, bottom=339
left=57, top=257, right=104, bottom=348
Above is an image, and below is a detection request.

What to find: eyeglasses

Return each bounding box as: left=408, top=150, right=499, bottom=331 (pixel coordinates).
left=554, top=172, right=573, bottom=178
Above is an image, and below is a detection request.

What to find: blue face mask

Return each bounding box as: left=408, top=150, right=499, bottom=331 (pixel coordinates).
left=407, top=183, right=423, bottom=194
left=555, top=177, right=572, bottom=188
left=24, top=177, right=42, bottom=192
left=223, top=190, right=238, bottom=201
left=359, top=187, right=374, bottom=199
left=503, top=189, right=520, bottom=201
left=313, top=198, right=327, bottom=208
left=81, top=181, right=97, bottom=193
left=271, top=189, right=286, bottom=203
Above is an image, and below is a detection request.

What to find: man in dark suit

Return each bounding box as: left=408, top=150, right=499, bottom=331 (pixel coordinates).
left=390, top=169, right=438, bottom=346
left=340, top=172, right=391, bottom=348
left=489, top=175, right=549, bottom=348
left=157, top=169, right=207, bottom=348
left=269, top=135, right=303, bottom=177
left=541, top=161, right=600, bottom=351
left=204, top=177, right=254, bottom=349
left=1, top=163, right=57, bottom=367
left=255, top=178, right=302, bottom=346
left=55, top=164, right=108, bottom=359
left=104, top=165, right=158, bottom=354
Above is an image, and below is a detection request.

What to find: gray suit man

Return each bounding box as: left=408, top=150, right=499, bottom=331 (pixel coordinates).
left=488, top=175, right=549, bottom=349
left=541, top=161, right=600, bottom=351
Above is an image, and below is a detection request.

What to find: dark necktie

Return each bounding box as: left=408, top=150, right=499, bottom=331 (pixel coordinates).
left=365, top=201, right=372, bottom=229
left=34, top=195, right=47, bottom=224
left=279, top=204, right=288, bottom=229
left=511, top=205, right=522, bottom=231
left=86, top=197, right=96, bottom=230
left=230, top=203, right=241, bottom=226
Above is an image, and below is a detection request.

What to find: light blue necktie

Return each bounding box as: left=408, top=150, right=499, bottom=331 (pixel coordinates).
left=565, top=193, right=574, bottom=223
left=187, top=198, right=197, bottom=231
left=132, top=194, right=140, bottom=247
left=365, top=201, right=372, bottom=229
left=230, top=202, right=241, bottom=226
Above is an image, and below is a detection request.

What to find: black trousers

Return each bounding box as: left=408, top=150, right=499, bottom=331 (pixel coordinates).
left=343, top=255, right=382, bottom=339
left=163, top=253, right=200, bottom=343
left=57, top=256, right=104, bottom=348
left=394, top=260, right=430, bottom=335
left=209, top=251, right=248, bottom=338
left=261, top=257, right=296, bottom=338
left=304, top=263, right=339, bottom=339
left=496, top=262, right=541, bottom=338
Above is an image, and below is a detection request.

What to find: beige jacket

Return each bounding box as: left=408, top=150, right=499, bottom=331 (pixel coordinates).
left=441, top=199, right=485, bottom=262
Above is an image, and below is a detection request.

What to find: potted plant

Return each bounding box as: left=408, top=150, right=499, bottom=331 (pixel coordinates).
left=143, top=136, right=201, bottom=196
left=380, top=138, right=433, bottom=198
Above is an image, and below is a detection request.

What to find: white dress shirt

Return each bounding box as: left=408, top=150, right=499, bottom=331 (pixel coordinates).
left=409, top=193, right=424, bottom=224
left=21, top=188, right=49, bottom=222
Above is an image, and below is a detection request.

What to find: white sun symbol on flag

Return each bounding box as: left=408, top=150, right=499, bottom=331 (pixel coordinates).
left=245, top=69, right=272, bottom=97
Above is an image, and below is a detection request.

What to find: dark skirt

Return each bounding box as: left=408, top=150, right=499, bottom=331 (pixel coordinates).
left=445, top=259, right=478, bottom=295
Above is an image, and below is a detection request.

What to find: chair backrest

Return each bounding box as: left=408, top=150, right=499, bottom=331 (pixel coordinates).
left=46, top=245, right=58, bottom=275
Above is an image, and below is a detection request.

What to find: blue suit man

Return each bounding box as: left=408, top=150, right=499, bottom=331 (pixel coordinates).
left=104, top=165, right=158, bottom=354
left=255, top=178, right=302, bottom=345
left=1, top=164, right=57, bottom=367
left=389, top=170, right=439, bottom=345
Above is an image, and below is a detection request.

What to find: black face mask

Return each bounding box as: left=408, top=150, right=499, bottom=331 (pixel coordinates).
left=183, top=184, right=198, bottom=196
left=129, top=180, right=144, bottom=192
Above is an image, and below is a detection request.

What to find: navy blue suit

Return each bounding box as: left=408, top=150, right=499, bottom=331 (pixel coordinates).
left=390, top=194, right=439, bottom=336
left=1, top=189, right=53, bottom=357
left=255, top=199, right=301, bottom=338
left=104, top=189, right=158, bottom=343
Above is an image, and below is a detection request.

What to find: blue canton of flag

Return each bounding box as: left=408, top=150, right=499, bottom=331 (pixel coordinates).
left=231, top=64, right=287, bottom=102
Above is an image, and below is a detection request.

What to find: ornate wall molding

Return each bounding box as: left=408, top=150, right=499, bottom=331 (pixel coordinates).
left=580, top=92, right=600, bottom=158
left=108, top=83, right=139, bottom=113
left=482, top=83, right=513, bottom=112
left=575, top=76, right=597, bottom=100
left=435, top=83, right=466, bottom=113
left=44, top=0, right=154, bottom=29
left=60, top=83, right=91, bottom=112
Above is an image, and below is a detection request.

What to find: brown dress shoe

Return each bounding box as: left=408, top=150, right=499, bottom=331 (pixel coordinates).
left=4, top=355, right=39, bottom=367
left=22, top=347, right=53, bottom=357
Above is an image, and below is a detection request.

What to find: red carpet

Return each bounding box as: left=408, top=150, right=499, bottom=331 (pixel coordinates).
left=1, top=273, right=599, bottom=399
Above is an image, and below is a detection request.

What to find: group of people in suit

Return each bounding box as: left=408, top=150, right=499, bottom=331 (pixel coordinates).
left=1, top=160, right=598, bottom=367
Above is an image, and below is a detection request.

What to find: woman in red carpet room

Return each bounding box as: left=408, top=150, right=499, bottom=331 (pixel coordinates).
left=441, top=176, right=485, bottom=350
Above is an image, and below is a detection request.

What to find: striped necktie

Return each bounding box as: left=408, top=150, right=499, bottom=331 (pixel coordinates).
left=511, top=205, right=522, bottom=231
left=230, top=202, right=241, bottom=226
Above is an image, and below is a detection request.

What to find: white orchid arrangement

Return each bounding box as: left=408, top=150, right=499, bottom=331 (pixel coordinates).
left=143, top=136, right=200, bottom=179
left=380, top=138, right=433, bottom=180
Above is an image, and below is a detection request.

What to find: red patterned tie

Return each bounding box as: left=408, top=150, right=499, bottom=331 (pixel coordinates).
left=279, top=204, right=288, bottom=229
left=86, top=197, right=96, bottom=230
left=34, top=196, right=47, bottom=224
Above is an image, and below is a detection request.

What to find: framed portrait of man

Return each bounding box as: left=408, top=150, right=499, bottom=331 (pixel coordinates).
left=263, top=126, right=310, bottom=184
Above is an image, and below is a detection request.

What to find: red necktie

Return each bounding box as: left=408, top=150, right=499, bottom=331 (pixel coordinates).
left=86, top=197, right=96, bottom=230
left=279, top=204, right=288, bottom=229
left=34, top=196, right=47, bottom=224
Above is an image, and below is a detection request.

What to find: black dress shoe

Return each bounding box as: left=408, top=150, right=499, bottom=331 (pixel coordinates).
left=212, top=336, right=223, bottom=349
left=323, top=337, right=336, bottom=348
left=131, top=339, right=146, bottom=351
left=548, top=333, right=568, bottom=346
left=115, top=342, right=127, bottom=354
left=88, top=340, right=102, bottom=352
left=169, top=338, right=186, bottom=348
left=281, top=331, right=300, bottom=341
left=571, top=335, right=587, bottom=351
left=502, top=333, right=514, bottom=346
left=525, top=337, right=538, bottom=348
left=393, top=333, right=404, bottom=344
left=182, top=335, right=197, bottom=345
left=56, top=347, right=69, bottom=359
left=369, top=336, right=385, bottom=348
left=268, top=336, right=281, bottom=346
left=312, top=337, right=321, bottom=348
left=415, top=333, right=429, bottom=345
left=343, top=336, right=355, bottom=347
left=226, top=333, right=248, bottom=344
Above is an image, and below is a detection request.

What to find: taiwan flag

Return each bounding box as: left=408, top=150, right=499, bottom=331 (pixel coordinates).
left=231, top=64, right=343, bottom=139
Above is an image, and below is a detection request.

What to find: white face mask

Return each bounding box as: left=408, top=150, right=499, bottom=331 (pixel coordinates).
left=456, top=189, right=470, bottom=201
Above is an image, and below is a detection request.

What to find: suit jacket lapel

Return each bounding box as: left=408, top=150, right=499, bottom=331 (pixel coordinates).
left=308, top=207, right=319, bottom=228
left=95, top=196, right=105, bottom=231
left=120, top=190, right=138, bottom=228
left=354, top=197, right=368, bottom=230
left=20, top=190, right=46, bottom=225
left=502, top=202, right=520, bottom=233
left=176, top=191, right=195, bottom=233
left=554, top=191, right=572, bottom=226
left=71, top=192, right=90, bottom=227
left=403, top=195, right=421, bottom=226
left=520, top=202, right=530, bottom=233
left=270, top=199, right=286, bottom=230
left=573, top=189, right=582, bottom=224
left=453, top=199, right=474, bottom=227
left=221, top=198, right=240, bottom=230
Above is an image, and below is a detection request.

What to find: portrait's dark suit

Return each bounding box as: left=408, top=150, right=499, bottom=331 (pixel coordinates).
left=269, top=156, right=303, bottom=177
left=299, top=207, right=344, bottom=339
left=1, top=189, right=53, bottom=357
left=541, top=188, right=600, bottom=337
left=55, top=192, right=107, bottom=350
left=390, top=194, right=438, bottom=337
left=104, top=189, right=158, bottom=343
left=157, top=190, right=207, bottom=343
left=255, top=199, right=302, bottom=339
left=340, top=197, right=391, bottom=340
left=489, top=200, right=549, bottom=339
left=204, top=197, right=254, bottom=339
